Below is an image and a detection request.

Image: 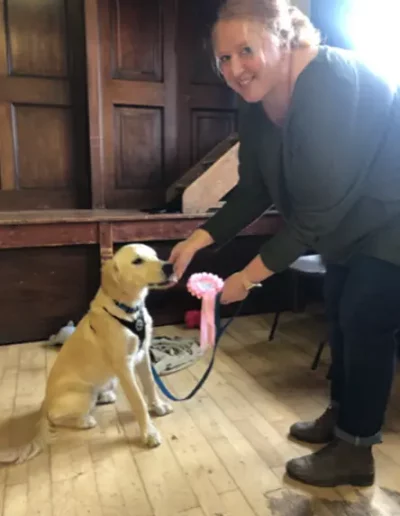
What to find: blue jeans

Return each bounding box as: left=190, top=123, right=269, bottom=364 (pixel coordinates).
left=324, top=255, right=400, bottom=446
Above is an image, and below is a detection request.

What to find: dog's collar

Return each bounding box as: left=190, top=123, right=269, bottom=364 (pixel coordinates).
left=113, top=299, right=141, bottom=315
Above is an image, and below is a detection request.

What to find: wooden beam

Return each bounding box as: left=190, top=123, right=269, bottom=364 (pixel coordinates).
left=84, top=0, right=105, bottom=208
left=0, top=222, right=97, bottom=249
left=113, top=215, right=281, bottom=243
left=98, top=222, right=113, bottom=263
left=0, top=103, right=15, bottom=190
left=0, top=211, right=282, bottom=250
left=0, top=77, right=69, bottom=105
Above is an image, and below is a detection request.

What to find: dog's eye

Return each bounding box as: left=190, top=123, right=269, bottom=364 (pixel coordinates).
left=132, top=258, right=144, bottom=265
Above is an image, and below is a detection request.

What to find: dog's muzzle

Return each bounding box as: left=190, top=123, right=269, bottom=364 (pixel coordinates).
left=162, top=262, right=174, bottom=278
left=162, top=262, right=177, bottom=283
left=149, top=262, right=177, bottom=287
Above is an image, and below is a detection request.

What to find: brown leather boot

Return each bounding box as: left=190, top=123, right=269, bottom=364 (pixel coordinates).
left=289, top=404, right=338, bottom=444
left=285, top=438, right=375, bottom=487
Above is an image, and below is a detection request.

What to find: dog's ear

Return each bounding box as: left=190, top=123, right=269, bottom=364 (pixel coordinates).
left=101, top=258, right=120, bottom=294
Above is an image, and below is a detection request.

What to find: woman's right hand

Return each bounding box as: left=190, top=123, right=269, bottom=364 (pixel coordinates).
left=169, top=229, right=214, bottom=280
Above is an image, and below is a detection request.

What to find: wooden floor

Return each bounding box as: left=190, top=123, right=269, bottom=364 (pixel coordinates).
left=2, top=309, right=400, bottom=515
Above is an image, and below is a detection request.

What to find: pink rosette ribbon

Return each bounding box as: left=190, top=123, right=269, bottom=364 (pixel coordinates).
left=187, top=272, right=224, bottom=351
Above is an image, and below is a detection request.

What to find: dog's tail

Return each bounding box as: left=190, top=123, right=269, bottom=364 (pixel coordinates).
left=0, top=406, right=53, bottom=465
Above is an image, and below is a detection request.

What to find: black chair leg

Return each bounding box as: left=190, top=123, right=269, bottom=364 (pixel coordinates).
left=311, top=340, right=326, bottom=370
left=326, top=364, right=332, bottom=380
left=269, top=312, right=281, bottom=341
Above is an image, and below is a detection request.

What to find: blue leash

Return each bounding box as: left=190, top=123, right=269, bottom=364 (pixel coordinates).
left=151, top=293, right=246, bottom=401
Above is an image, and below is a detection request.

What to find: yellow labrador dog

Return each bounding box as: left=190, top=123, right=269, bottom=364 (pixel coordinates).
left=0, top=243, right=175, bottom=464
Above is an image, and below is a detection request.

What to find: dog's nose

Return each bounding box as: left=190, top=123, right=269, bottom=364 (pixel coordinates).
left=162, top=262, right=174, bottom=278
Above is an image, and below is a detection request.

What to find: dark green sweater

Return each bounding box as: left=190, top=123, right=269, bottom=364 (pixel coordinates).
left=201, top=45, right=400, bottom=273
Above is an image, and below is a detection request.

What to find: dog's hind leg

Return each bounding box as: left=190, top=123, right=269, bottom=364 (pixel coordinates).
left=48, top=391, right=97, bottom=430
left=97, top=377, right=118, bottom=405
left=136, top=351, right=173, bottom=417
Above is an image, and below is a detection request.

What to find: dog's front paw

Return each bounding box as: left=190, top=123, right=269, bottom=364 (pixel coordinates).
left=79, top=415, right=97, bottom=429
left=150, top=400, right=173, bottom=417
left=97, top=390, right=117, bottom=405
left=143, top=425, right=162, bottom=448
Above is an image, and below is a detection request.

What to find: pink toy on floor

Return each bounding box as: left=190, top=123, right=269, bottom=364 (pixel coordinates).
left=187, top=272, right=224, bottom=351
left=184, top=310, right=201, bottom=329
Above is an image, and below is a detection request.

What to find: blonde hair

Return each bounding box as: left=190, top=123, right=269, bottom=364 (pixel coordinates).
left=213, top=0, right=321, bottom=49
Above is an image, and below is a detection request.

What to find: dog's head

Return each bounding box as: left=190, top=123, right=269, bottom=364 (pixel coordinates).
left=101, top=244, right=176, bottom=299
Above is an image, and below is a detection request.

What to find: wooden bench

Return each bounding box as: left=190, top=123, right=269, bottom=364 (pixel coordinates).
left=0, top=209, right=284, bottom=344
left=0, top=209, right=282, bottom=260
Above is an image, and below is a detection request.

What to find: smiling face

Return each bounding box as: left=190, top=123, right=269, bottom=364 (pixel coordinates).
left=213, top=18, right=284, bottom=103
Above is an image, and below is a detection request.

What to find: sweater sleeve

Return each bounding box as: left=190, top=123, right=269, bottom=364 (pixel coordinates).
left=201, top=102, right=308, bottom=273
left=200, top=110, right=273, bottom=246
left=258, top=223, right=307, bottom=273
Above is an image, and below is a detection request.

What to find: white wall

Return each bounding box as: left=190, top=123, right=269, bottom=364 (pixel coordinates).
left=291, top=0, right=310, bottom=15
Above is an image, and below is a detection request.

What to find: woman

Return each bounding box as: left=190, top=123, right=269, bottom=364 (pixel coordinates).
left=169, top=0, right=400, bottom=488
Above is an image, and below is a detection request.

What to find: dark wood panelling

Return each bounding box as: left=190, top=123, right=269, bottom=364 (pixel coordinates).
left=110, top=0, right=162, bottom=81
left=0, top=77, right=69, bottom=105
left=65, top=0, right=91, bottom=209
left=0, top=209, right=282, bottom=249
left=0, top=211, right=284, bottom=344
left=0, top=246, right=100, bottom=344
left=87, top=0, right=235, bottom=209
left=0, top=0, right=89, bottom=210
left=0, top=102, right=14, bottom=190
left=15, top=105, right=74, bottom=189
left=7, top=0, right=68, bottom=78
left=114, top=106, right=163, bottom=189
left=191, top=109, right=237, bottom=164
left=188, top=85, right=236, bottom=110
left=84, top=0, right=105, bottom=208
left=92, top=0, right=179, bottom=209
left=189, top=0, right=223, bottom=86
left=0, top=221, right=98, bottom=248
left=0, top=237, right=290, bottom=344
left=176, top=0, right=237, bottom=175
left=0, top=190, right=79, bottom=211
left=111, top=82, right=164, bottom=106
left=98, top=221, right=113, bottom=262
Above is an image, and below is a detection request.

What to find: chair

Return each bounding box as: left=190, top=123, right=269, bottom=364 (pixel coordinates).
left=268, top=254, right=328, bottom=371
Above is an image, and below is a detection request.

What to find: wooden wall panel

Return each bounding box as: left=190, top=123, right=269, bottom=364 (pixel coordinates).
left=87, top=0, right=237, bottom=210
left=189, top=1, right=222, bottom=86
left=114, top=106, right=163, bottom=189
left=88, top=0, right=179, bottom=209
left=0, top=0, right=89, bottom=210
left=110, top=0, right=162, bottom=81
left=0, top=102, right=15, bottom=190
left=0, top=245, right=100, bottom=344
left=176, top=0, right=238, bottom=174
left=15, top=105, right=73, bottom=189
left=191, top=109, right=237, bottom=164
left=7, top=0, right=67, bottom=77
left=0, top=236, right=292, bottom=344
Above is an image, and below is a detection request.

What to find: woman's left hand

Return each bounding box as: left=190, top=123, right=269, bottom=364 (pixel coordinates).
left=220, top=272, right=249, bottom=305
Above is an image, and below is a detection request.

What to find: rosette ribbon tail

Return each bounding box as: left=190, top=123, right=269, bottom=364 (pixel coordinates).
left=200, top=290, right=217, bottom=351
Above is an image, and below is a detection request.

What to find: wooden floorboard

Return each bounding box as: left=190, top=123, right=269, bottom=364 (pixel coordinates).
left=1, top=310, right=400, bottom=515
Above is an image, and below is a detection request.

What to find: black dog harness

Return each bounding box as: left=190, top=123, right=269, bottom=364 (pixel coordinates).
left=103, top=300, right=146, bottom=349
